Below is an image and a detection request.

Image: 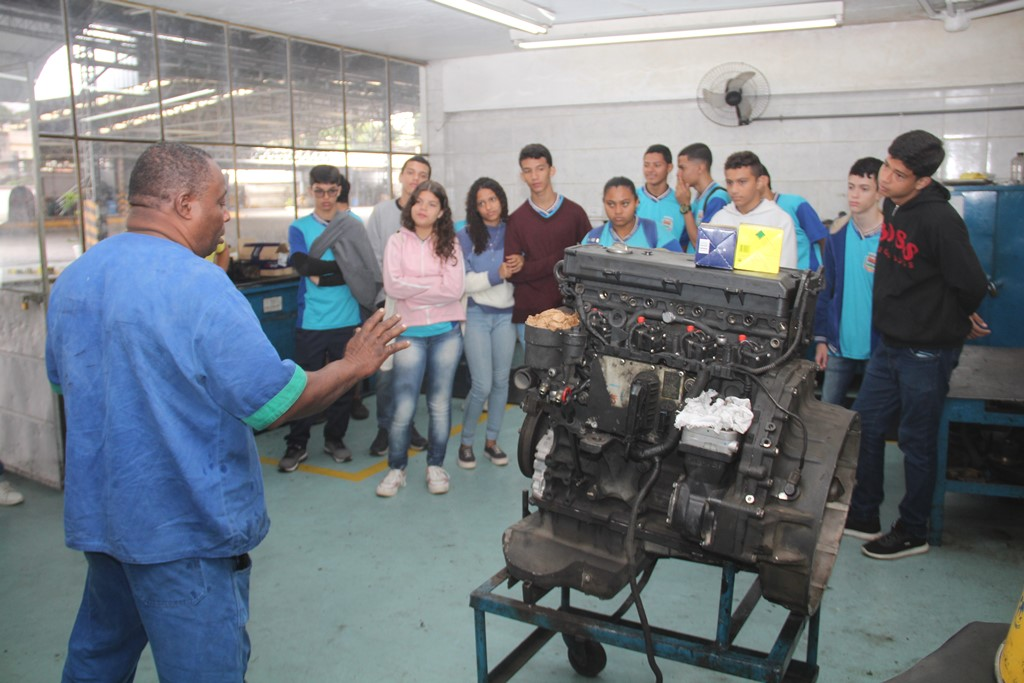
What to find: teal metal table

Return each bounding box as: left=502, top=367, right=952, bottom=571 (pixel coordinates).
left=929, top=346, right=1024, bottom=546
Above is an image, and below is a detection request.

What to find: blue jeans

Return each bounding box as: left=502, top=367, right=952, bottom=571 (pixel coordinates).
left=388, top=325, right=463, bottom=469
left=375, top=368, right=393, bottom=432
left=516, top=323, right=526, bottom=351
left=849, top=341, right=961, bottom=537
left=461, top=306, right=516, bottom=445
left=63, top=552, right=252, bottom=683
left=820, top=355, right=869, bottom=406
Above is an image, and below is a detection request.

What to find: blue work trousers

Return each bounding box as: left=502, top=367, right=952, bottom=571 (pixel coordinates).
left=63, top=552, right=252, bottom=683
left=849, top=341, right=961, bottom=537
left=388, top=325, right=463, bottom=469
left=461, top=306, right=516, bottom=445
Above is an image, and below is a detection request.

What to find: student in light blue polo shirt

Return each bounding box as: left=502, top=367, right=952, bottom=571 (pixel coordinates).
left=813, top=157, right=885, bottom=406
left=583, top=177, right=683, bottom=252
left=637, top=144, right=683, bottom=246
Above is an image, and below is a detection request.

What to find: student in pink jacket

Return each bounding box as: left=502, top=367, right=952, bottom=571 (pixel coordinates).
left=376, top=181, right=465, bottom=497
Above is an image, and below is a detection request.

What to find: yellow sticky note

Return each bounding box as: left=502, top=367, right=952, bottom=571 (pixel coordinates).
left=735, top=223, right=783, bottom=274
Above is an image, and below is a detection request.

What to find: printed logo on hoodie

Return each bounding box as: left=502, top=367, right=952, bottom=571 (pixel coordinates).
left=880, top=220, right=919, bottom=268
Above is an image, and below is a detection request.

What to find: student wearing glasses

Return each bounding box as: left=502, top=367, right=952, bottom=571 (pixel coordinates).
left=277, top=166, right=363, bottom=473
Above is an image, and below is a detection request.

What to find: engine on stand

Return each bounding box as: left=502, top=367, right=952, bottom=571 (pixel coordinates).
left=503, top=243, right=859, bottom=616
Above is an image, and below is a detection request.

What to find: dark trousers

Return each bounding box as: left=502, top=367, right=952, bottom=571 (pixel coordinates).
left=286, top=327, right=356, bottom=448
left=849, top=341, right=961, bottom=537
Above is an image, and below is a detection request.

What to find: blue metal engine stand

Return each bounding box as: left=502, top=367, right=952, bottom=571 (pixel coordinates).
left=470, top=561, right=819, bottom=682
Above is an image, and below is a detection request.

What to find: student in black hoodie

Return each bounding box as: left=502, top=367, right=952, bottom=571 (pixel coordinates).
left=843, top=130, right=990, bottom=560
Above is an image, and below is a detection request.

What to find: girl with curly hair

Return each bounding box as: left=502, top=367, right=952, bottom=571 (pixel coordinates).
left=377, top=181, right=465, bottom=497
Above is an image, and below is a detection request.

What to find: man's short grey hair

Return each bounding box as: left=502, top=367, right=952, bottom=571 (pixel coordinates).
left=128, top=142, right=214, bottom=208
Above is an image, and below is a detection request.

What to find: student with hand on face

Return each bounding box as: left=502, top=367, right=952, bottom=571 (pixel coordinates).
left=582, top=176, right=683, bottom=252
left=675, top=143, right=730, bottom=252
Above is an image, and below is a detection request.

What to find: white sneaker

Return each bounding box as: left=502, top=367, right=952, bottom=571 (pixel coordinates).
left=426, top=466, right=450, bottom=495
left=375, top=468, right=406, bottom=497
left=0, top=480, right=24, bottom=506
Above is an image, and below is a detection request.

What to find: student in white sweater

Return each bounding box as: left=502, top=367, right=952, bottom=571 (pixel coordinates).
left=455, top=178, right=521, bottom=470
left=706, top=150, right=798, bottom=269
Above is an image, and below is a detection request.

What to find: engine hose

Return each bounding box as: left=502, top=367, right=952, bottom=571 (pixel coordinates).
left=749, top=269, right=813, bottom=375
left=625, top=457, right=665, bottom=683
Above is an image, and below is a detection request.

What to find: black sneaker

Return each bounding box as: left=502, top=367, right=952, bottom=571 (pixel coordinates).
left=862, top=521, right=929, bottom=560
left=410, top=426, right=428, bottom=451
left=369, top=428, right=388, bottom=457
left=350, top=399, right=369, bottom=421
left=324, top=440, right=352, bottom=464
left=843, top=515, right=883, bottom=541
left=484, top=444, right=509, bottom=466
left=278, top=444, right=308, bottom=473
left=458, top=444, right=477, bottom=470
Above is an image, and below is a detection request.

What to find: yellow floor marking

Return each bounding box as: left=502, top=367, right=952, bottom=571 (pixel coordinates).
left=260, top=405, right=511, bottom=481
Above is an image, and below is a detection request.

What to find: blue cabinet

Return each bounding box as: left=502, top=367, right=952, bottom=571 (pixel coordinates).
left=952, top=184, right=1024, bottom=348
left=238, top=277, right=298, bottom=360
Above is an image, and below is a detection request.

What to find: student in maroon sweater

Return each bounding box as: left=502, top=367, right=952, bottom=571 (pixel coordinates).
left=504, top=143, right=593, bottom=347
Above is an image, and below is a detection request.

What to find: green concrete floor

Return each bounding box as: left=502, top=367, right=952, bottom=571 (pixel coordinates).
left=2, top=396, right=1022, bottom=682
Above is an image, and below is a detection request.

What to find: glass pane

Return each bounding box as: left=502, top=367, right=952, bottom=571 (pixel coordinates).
left=67, top=0, right=161, bottom=140
left=294, top=150, right=346, bottom=215
left=233, top=146, right=295, bottom=247
left=40, top=140, right=82, bottom=275
left=0, top=55, right=42, bottom=288
left=347, top=152, right=390, bottom=223
left=230, top=29, right=291, bottom=147
left=155, top=14, right=232, bottom=144
left=389, top=60, right=423, bottom=154
left=290, top=40, right=344, bottom=150
left=344, top=51, right=387, bottom=152
left=0, top=0, right=74, bottom=137
left=76, top=140, right=148, bottom=248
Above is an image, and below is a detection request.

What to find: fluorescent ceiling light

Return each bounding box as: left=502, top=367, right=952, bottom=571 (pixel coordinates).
left=429, top=0, right=551, bottom=35
left=512, top=1, right=842, bottom=50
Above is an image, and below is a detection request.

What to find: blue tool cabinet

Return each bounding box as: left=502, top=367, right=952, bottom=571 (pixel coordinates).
left=238, top=277, right=298, bottom=360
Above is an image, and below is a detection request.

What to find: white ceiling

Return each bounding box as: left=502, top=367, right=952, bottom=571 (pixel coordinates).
left=144, top=0, right=1012, bottom=62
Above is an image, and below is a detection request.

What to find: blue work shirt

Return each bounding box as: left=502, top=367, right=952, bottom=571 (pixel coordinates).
left=46, top=233, right=306, bottom=564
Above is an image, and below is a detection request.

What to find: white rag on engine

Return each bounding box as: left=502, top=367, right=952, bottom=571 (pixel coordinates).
left=674, top=388, right=754, bottom=434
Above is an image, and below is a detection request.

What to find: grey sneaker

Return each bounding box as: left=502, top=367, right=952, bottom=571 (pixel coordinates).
left=278, top=444, right=308, bottom=473
left=457, top=444, right=476, bottom=470
left=484, top=444, right=509, bottom=466
left=324, top=440, right=352, bottom=464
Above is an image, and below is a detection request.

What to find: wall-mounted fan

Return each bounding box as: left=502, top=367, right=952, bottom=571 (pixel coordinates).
left=697, top=63, right=770, bottom=126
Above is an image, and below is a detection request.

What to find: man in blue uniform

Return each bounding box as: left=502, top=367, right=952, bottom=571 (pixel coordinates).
left=46, top=142, right=406, bottom=681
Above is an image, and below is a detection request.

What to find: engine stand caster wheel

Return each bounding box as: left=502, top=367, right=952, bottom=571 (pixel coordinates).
left=563, top=634, right=607, bottom=677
